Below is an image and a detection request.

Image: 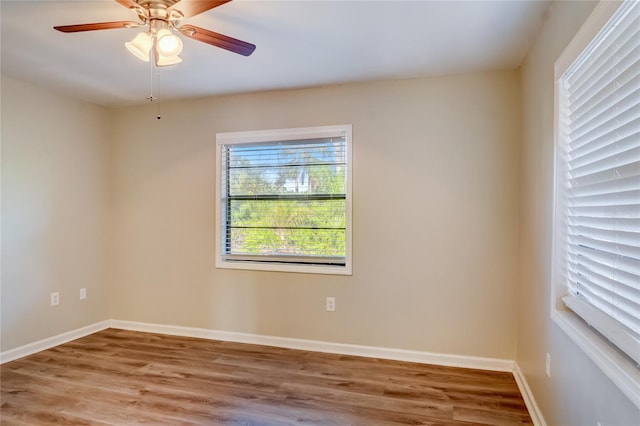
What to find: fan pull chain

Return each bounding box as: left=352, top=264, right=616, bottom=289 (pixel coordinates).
left=146, top=61, right=162, bottom=120
left=154, top=71, right=161, bottom=120
left=146, top=58, right=155, bottom=102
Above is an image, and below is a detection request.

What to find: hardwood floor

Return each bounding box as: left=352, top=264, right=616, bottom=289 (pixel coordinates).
left=1, top=329, right=532, bottom=425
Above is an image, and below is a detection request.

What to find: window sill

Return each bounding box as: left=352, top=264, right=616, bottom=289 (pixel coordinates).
left=215, top=259, right=352, bottom=276
left=551, top=309, right=640, bottom=409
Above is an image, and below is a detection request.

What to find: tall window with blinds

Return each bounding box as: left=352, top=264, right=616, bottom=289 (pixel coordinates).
left=554, top=0, right=639, bottom=366
left=215, top=125, right=352, bottom=275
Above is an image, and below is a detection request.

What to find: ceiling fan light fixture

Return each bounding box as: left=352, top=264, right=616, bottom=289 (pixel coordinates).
left=156, top=29, right=183, bottom=56
left=155, top=52, right=183, bottom=67
left=125, top=32, right=152, bottom=62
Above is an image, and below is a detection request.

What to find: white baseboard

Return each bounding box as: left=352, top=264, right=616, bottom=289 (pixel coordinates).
left=0, top=320, right=110, bottom=364
left=513, top=363, right=547, bottom=426
left=109, top=319, right=515, bottom=372
left=1, top=318, right=514, bottom=372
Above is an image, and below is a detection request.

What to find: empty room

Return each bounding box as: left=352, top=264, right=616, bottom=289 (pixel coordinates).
left=1, top=0, right=638, bottom=425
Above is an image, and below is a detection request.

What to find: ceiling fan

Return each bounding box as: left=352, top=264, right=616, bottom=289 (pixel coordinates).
left=54, top=0, right=255, bottom=67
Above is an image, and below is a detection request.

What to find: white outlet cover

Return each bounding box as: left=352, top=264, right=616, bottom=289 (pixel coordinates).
left=326, top=297, right=336, bottom=312
left=80, top=288, right=87, bottom=300
left=545, top=353, right=551, bottom=378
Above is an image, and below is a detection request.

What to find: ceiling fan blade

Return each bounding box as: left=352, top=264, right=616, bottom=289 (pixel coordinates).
left=114, top=0, right=140, bottom=10
left=179, top=24, right=255, bottom=56
left=170, top=0, right=232, bottom=19
left=54, top=21, right=142, bottom=33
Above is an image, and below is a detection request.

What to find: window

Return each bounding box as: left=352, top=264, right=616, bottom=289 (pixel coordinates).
left=553, top=0, right=639, bottom=406
left=215, top=125, right=352, bottom=275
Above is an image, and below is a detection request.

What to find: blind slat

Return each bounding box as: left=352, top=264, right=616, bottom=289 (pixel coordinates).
left=568, top=264, right=640, bottom=304
left=568, top=160, right=640, bottom=187
left=568, top=255, right=640, bottom=290
left=569, top=50, right=640, bottom=115
left=567, top=245, right=640, bottom=277
left=569, top=129, right=639, bottom=168
left=569, top=230, right=640, bottom=253
left=571, top=127, right=638, bottom=160
left=568, top=106, right=640, bottom=150
left=569, top=234, right=640, bottom=259
left=569, top=216, right=640, bottom=233
left=569, top=145, right=640, bottom=179
left=569, top=204, right=640, bottom=219
left=568, top=174, right=640, bottom=198
left=569, top=189, right=640, bottom=207
left=569, top=82, right=640, bottom=136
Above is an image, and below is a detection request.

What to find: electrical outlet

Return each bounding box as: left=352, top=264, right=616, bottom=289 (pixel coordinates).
left=50, top=292, right=60, bottom=307
left=545, top=353, right=551, bottom=378
left=80, top=288, right=87, bottom=300
left=326, top=297, right=336, bottom=312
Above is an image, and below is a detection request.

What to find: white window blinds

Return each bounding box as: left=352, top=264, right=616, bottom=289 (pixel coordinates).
left=556, top=0, right=640, bottom=364
left=216, top=125, right=352, bottom=274
left=221, top=138, right=347, bottom=264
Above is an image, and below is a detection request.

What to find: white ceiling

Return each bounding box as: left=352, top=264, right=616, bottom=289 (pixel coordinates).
left=0, top=0, right=550, bottom=107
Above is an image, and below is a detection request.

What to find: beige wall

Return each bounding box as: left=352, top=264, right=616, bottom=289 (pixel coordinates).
left=517, top=1, right=640, bottom=424
left=1, top=76, right=110, bottom=350
left=109, top=70, right=520, bottom=359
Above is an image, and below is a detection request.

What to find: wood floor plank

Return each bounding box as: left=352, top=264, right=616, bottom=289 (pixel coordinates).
left=1, top=328, right=532, bottom=425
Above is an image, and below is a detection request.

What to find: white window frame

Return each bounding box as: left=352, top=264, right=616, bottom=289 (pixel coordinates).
left=215, top=125, right=353, bottom=275
left=552, top=0, right=640, bottom=408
